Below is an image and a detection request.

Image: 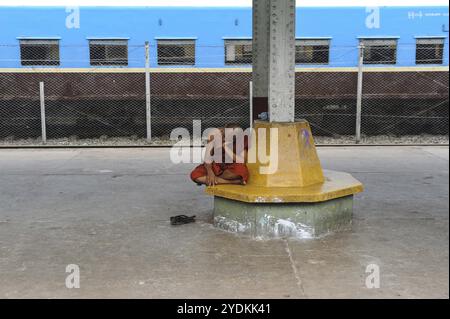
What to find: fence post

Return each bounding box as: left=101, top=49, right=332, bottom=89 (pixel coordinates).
left=249, top=81, right=253, bottom=130
left=145, top=41, right=152, bottom=142
left=355, top=44, right=364, bottom=144
left=39, top=82, right=47, bottom=145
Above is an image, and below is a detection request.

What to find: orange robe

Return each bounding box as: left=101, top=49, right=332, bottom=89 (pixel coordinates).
left=190, top=135, right=249, bottom=183
left=190, top=162, right=249, bottom=183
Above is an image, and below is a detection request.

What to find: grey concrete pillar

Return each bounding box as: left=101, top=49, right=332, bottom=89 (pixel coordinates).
left=252, top=0, right=296, bottom=123
left=252, top=0, right=270, bottom=121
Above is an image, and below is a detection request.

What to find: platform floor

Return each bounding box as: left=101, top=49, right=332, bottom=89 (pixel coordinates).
left=0, top=146, right=448, bottom=299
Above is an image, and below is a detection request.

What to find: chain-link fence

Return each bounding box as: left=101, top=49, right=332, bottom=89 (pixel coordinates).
left=0, top=43, right=448, bottom=146
left=360, top=43, right=449, bottom=144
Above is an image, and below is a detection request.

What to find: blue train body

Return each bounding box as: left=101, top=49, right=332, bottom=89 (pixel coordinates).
left=0, top=5, right=448, bottom=68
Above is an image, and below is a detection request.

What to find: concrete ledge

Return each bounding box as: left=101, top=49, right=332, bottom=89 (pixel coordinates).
left=213, top=195, right=354, bottom=239
left=206, top=170, right=363, bottom=203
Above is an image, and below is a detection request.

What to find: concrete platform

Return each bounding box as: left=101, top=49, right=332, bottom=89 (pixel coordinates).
left=0, top=146, right=448, bottom=298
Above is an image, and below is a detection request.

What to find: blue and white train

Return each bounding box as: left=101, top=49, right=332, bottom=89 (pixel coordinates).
left=0, top=4, right=448, bottom=137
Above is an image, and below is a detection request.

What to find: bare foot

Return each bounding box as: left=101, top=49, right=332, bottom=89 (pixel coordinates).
left=214, top=178, right=244, bottom=185
left=228, top=179, right=246, bottom=185
left=227, top=179, right=243, bottom=185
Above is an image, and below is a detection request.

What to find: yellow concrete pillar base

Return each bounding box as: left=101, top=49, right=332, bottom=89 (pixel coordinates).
left=247, top=120, right=325, bottom=188
left=206, top=120, right=364, bottom=204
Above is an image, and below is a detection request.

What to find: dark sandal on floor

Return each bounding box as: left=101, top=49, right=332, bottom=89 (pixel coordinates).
left=170, top=215, right=196, bottom=226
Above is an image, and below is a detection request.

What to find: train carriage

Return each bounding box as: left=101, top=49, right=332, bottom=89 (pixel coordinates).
left=0, top=4, right=448, bottom=139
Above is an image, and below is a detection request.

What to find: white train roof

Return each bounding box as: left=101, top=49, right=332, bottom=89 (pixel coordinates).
left=7, top=0, right=450, bottom=7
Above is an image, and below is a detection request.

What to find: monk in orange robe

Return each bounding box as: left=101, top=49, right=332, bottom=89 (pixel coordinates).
left=190, top=124, right=249, bottom=186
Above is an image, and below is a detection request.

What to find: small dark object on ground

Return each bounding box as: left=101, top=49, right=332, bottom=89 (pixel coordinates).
left=170, top=215, right=196, bottom=226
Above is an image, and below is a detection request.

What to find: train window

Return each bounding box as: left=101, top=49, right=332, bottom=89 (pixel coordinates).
left=20, top=39, right=60, bottom=66
left=295, top=39, right=330, bottom=64
left=89, top=40, right=128, bottom=66
left=225, top=40, right=252, bottom=65
left=361, top=39, right=397, bottom=65
left=416, top=38, right=445, bottom=65
left=157, top=40, right=196, bottom=65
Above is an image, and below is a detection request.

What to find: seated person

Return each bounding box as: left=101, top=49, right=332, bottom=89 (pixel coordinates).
left=191, top=124, right=249, bottom=186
